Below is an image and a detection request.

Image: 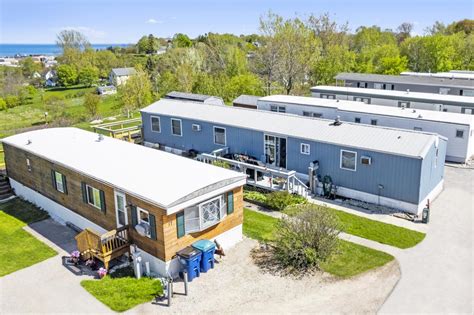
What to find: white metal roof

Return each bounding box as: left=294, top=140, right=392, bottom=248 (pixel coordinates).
left=311, top=85, right=474, bottom=105
left=261, top=95, right=474, bottom=126
left=1, top=128, right=246, bottom=214
left=401, top=71, right=474, bottom=81
left=142, top=99, right=442, bottom=159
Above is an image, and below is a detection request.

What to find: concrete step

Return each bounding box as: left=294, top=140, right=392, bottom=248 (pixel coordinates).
left=0, top=192, right=14, bottom=201
left=0, top=186, right=11, bottom=194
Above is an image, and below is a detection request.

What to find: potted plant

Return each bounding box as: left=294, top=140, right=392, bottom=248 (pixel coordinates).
left=70, top=250, right=80, bottom=265
left=97, top=267, right=107, bottom=279
left=85, top=258, right=97, bottom=270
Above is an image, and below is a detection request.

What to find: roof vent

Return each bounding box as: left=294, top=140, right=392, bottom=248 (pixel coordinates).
left=26, top=139, right=32, bottom=145
left=406, top=89, right=410, bottom=93
left=332, top=116, right=342, bottom=126
left=336, top=99, right=340, bottom=102
left=412, top=109, right=416, bottom=113
left=418, top=114, right=423, bottom=118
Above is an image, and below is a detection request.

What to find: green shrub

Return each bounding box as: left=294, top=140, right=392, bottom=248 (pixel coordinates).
left=5, top=95, right=20, bottom=108
left=0, top=98, right=6, bottom=111
left=273, top=204, right=341, bottom=271
left=266, top=191, right=307, bottom=211
left=244, top=190, right=267, bottom=203
left=212, top=160, right=230, bottom=169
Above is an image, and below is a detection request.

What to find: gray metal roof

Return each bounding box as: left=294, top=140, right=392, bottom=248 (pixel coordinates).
left=335, top=72, right=474, bottom=89
left=311, top=85, right=474, bottom=107
left=232, top=95, right=261, bottom=107
left=165, top=91, right=216, bottom=102
left=142, top=99, right=442, bottom=159
left=111, top=67, right=136, bottom=76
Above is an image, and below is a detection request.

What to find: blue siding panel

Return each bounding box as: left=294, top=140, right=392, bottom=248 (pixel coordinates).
left=142, top=112, right=432, bottom=204
left=418, top=138, right=447, bottom=203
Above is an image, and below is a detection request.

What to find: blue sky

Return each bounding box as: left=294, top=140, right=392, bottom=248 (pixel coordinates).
left=0, top=0, right=472, bottom=43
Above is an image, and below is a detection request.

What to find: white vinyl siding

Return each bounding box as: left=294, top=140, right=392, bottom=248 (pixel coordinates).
left=171, top=118, right=182, bottom=136
left=340, top=150, right=357, bottom=171
left=150, top=116, right=161, bottom=132
left=213, top=126, right=226, bottom=146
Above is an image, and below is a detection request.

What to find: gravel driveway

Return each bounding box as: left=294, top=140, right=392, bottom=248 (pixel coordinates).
left=380, top=166, right=473, bottom=313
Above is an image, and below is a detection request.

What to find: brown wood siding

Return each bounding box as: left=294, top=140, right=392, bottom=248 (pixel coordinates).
left=3, top=143, right=243, bottom=262
left=162, top=186, right=243, bottom=261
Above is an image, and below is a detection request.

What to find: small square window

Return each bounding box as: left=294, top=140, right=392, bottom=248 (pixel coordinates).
left=270, top=105, right=278, bottom=112
left=414, top=127, right=422, bottom=131
left=340, top=150, right=357, bottom=171
left=55, top=171, right=65, bottom=193
left=300, top=143, right=310, bottom=155
left=354, top=117, right=361, bottom=123
left=26, top=158, right=32, bottom=172
left=456, top=130, right=464, bottom=138
left=371, top=119, right=377, bottom=126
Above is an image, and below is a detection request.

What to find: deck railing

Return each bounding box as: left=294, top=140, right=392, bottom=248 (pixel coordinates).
left=75, top=225, right=131, bottom=269
left=196, top=153, right=310, bottom=197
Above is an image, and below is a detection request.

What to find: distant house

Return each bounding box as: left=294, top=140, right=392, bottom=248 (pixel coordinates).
left=44, top=70, right=56, bottom=81
left=97, top=85, right=117, bottom=95
left=32, top=72, right=42, bottom=79
left=165, top=91, right=225, bottom=106
left=232, top=95, right=261, bottom=109
left=109, top=67, right=137, bottom=86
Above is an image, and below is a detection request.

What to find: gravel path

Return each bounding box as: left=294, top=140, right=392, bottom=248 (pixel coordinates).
left=129, top=238, right=400, bottom=314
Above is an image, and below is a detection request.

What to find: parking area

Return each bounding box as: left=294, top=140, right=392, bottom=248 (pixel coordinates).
left=380, top=165, right=473, bottom=313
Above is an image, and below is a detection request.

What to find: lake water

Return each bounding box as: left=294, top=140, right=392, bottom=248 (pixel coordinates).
left=0, top=44, right=130, bottom=57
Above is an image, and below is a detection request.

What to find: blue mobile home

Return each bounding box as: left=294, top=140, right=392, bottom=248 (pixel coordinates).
left=141, top=99, right=447, bottom=214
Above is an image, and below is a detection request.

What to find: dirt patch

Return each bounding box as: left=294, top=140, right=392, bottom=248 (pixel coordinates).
left=129, top=238, right=400, bottom=314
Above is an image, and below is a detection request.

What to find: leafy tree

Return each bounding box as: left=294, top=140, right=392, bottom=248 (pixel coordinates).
left=155, top=71, right=179, bottom=97
left=57, top=64, right=78, bottom=87
left=19, top=57, right=42, bottom=78
left=311, top=44, right=355, bottom=85
left=95, top=50, right=119, bottom=77
left=56, top=30, right=90, bottom=52
left=396, top=22, right=414, bottom=43
left=83, top=93, right=101, bottom=118
left=175, top=63, right=196, bottom=92
left=78, top=66, right=99, bottom=87
left=223, top=73, right=264, bottom=102
left=273, top=204, right=341, bottom=271
left=137, top=34, right=160, bottom=54
left=379, top=55, right=408, bottom=74
left=173, top=33, right=193, bottom=48
left=118, top=68, right=153, bottom=116
left=225, top=46, right=248, bottom=77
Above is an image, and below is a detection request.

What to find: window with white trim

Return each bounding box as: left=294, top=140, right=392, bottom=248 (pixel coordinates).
left=26, top=158, right=32, bottom=172
left=374, top=83, right=383, bottom=89
left=371, top=119, right=378, bottom=125
left=150, top=116, right=161, bottom=132
left=355, top=97, right=371, bottom=104
left=137, top=207, right=151, bottom=237
left=171, top=118, right=182, bottom=136
left=270, top=105, right=286, bottom=113
left=340, top=150, right=357, bottom=171
left=214, top=127, right=226, bottom=145
left=86, top=185, right=102, bottom=209
left=456, top=130, right=464, bottom=138
left=354, top=117, right=361, bottom=123
left=184, top=194, right=227, bottom=234
left=54, top=171, right=65, bottom=193
left=300, top=143, right=310, bottom=155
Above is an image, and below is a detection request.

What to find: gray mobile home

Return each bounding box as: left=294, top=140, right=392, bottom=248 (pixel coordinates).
left=311, top=85, right=474, bottom=114
left=141, top=99, right=447, bottom=215
left=335, top=73, right=474, bottom=96
left=258, top=95, right=474, bottom=163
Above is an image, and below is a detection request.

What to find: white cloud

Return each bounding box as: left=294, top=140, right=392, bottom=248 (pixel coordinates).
left=59, top=26, right=106, bottom=40
left=146, top=18, right=163, bottom=24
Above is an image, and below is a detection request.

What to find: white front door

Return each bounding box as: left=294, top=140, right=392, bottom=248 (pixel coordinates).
left=114, top=191, right=128, bottom=227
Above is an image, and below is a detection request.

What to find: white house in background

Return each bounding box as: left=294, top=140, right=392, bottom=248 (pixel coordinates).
left=97, top=85, right=117, bottom=95
left=44, top=70, right=56, bottom=80
left=109, top=68, right=137, bottom=86
left=32, top=72, right=42, bottom=79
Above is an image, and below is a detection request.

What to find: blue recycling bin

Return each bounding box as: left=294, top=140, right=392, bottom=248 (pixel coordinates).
left=192, top=240, right=216, bottom=273
left=176, top=246, right=202, bottom=282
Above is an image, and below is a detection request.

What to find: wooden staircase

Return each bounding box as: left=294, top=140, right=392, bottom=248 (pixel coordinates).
left=75, top=225, right=131, bottom=270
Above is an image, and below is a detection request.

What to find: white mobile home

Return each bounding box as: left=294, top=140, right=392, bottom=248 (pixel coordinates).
left=258, top=95, right=474, bottom=163
left=311, top=85, right=474, bottom=114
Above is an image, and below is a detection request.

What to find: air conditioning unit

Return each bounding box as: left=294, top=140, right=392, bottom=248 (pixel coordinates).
left=361, top=156, right=372, bottom=165
left=192, top=124, right=201, bottom=131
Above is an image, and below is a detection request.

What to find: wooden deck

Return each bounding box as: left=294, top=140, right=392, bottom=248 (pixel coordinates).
left=75, top=225, right=131, bottom=270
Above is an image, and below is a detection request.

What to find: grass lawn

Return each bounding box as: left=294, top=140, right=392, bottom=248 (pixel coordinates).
left=0, top=199, right=56, bottom=277
left=0, top=86, right=129, bottom=139
left=283, top=206, right=425, bottom=249
left=243, top=208, right=394, bottom=278
left=81, top=276, right=163, bottom=312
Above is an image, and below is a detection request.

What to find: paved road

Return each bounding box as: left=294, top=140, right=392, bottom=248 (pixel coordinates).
left=380, top=166, right=473, bottom=313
